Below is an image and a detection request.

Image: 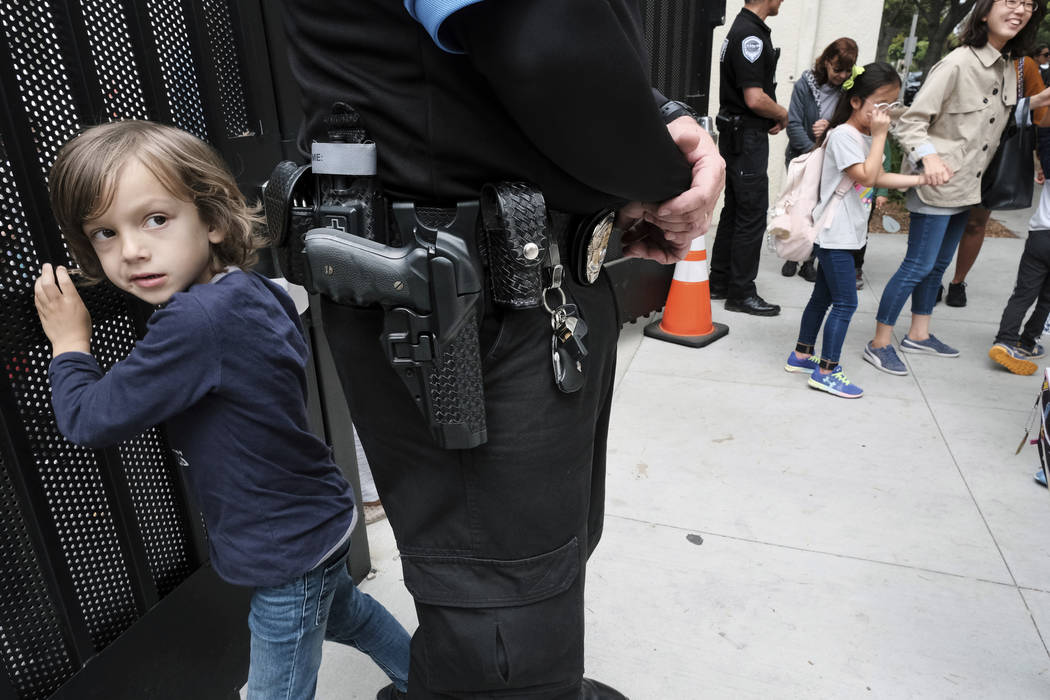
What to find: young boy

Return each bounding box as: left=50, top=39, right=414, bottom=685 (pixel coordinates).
left=34, top=120, right=410, bottom=700
left=989, top=182, right=1050, bottom=376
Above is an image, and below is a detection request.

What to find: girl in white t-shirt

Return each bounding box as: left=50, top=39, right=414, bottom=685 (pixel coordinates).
left=784, top=62, right=929, bottom=398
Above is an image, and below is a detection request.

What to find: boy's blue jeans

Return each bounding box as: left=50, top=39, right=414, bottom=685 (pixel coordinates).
left=246, top=543, right=410, bottom=699
left=876, top=210, right=970, bottom=326
left=798, top=246, right=858, bottom=365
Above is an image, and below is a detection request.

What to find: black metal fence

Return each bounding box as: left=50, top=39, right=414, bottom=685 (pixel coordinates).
left=644, top=0, right=726, bottom=115
left=0, top=1, right=722, bottom=698
left=0, top=2, right=294, bottom=698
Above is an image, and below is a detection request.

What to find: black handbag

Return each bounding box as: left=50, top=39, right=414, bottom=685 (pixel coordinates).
left=981, top=58, right=1035, bottom=210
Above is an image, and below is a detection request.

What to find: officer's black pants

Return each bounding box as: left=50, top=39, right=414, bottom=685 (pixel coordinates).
left=321, top=270, right=619, bottom=699
left=995, top=229, right=1050, bottom=350
left=710, top=127, right=770, bottom=300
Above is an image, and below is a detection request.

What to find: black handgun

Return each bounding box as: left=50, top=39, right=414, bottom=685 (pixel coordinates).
left=264, top=108, right=486, bottom=450
left=304, top=201, right=487, bottom=450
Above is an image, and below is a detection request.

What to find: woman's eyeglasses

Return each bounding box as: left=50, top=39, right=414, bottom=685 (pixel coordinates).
left=998, top=0, right=1036, bottom=13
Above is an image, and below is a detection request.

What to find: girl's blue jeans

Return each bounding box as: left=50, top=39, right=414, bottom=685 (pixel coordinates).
left=876, top=210, right=970, bottom=326
left=798, top=246, right=859, bottom=365
left=245, top=544, right=410, bottom=699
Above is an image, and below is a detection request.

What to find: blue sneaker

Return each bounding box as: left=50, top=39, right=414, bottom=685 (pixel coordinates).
left=900, top=333, right=959, bottom=357
left=989, top=343, right=1038, bottom=375
left=808, top=366, right=864, bottom=398
left=1036, top=469, right=1047, bottom=488
left=863, top=342, right=908, bottom=375
left=785, top=352, right=819, bottom=374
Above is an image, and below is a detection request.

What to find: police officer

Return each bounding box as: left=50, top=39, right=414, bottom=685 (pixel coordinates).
left=710, top=0, right=789, bottom=316
left=281, top=1, right=725, bottom=698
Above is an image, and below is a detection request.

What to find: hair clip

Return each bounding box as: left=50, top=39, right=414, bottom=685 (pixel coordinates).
left=842, top=64, right=865, bottom=91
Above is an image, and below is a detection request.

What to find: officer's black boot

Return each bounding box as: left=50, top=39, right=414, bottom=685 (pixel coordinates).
left=376, top=684, right=406, bottom=700
left=580, top=678, right=629, bottom=699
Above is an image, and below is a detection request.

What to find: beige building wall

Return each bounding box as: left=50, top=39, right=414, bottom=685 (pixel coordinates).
left=707, top=0, right=886, bottom=210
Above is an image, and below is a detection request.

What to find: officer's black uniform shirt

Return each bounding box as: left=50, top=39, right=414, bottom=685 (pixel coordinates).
left=282, top=0, right=691, bottom=215
left=719, top=8, right=778, bottom=125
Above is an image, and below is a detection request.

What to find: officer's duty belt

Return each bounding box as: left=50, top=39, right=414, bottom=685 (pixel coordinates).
left=419, top=198, right=616, bottom=290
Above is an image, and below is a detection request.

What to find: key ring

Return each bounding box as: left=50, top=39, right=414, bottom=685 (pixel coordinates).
left=542, top=284, right=566, bottom=314
left=542, top=242, right=566, bottom=314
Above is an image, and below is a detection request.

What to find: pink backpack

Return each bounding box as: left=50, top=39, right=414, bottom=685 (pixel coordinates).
left=767, top=131, right=854, bottom=262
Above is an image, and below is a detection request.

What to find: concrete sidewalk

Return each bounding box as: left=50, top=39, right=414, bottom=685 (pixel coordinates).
left=317, top=221, right=1050, bottom=699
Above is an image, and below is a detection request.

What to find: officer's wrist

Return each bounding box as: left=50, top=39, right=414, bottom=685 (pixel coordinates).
left=658, top=100, right=700, bottom=125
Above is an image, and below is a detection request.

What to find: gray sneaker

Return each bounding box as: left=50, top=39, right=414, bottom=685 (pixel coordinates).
left=863, top=342, right=908, bottom=375
left=899, top=334, right=959, bottom=357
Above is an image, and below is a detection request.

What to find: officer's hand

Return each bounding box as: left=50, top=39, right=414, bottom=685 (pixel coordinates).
left=620, top=217, right=688, bottom=264
left=771, top=110, right=788, bottom=134
left=637, top=117, right=725, bottom=246
left=920, top=154, right=953, bottom=186
left=35, top=264, right=92, bottom=357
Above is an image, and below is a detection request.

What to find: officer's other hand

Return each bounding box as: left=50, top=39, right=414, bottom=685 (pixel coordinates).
left=920, top=153, right=953, bottom=186
left=35, top=263, right=92, bottom=357
left=637, top=116, right=725, bottom=243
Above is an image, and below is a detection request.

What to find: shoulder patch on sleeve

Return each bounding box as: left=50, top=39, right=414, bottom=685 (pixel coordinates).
left=719, top=37, right=728, bottom=63
left=742, top=36, right=763, bottom=64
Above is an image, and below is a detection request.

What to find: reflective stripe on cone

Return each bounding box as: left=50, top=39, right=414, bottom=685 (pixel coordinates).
left=643, top=234, right=728, bottom=348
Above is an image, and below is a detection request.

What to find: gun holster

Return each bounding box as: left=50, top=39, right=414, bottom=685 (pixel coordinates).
left=264, top=135, right=487, bottom=450
left=715, top=113, right=744, bottom=155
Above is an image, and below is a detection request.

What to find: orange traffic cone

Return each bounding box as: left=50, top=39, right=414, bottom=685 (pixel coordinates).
left=644, top=234, right=729, bottom=348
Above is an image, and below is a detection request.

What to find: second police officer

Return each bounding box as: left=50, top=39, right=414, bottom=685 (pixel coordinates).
left=710, top=0, right=789, bottom=316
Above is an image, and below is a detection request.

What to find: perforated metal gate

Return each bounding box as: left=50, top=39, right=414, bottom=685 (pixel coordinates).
left=643, top=0, right=726, bottom=115
left=0, top=1, right=292, bottom=698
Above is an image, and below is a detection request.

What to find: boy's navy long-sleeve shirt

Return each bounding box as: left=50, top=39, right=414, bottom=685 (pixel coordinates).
left=48, top=270, right=354, bottom=588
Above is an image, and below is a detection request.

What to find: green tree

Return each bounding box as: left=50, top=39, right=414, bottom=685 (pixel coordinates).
left=877, top=0, right=975, bottom=78
left=1037, top=20, right=1050, bottom=52
left=878, top=0, right=1050, bottom=76
left=887, top=36, right=928, bottom=70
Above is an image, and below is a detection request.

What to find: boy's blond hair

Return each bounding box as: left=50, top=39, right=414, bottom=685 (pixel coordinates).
left=49, top=120, right=265, bottom=283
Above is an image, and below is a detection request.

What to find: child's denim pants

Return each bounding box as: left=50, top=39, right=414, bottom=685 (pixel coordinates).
left=245, top=541, right=410, bottom=699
